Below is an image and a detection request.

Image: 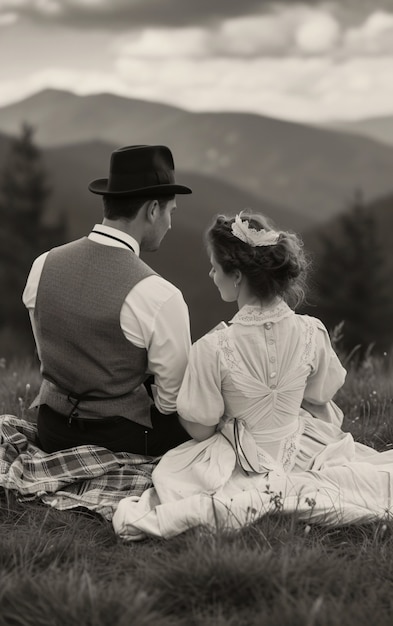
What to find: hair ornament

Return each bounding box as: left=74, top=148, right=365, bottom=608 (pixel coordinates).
left=231, top=213, right=280, bottom=247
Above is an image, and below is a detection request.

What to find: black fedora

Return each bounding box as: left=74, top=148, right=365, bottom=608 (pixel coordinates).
left=88, top=145, right=192, bottom=197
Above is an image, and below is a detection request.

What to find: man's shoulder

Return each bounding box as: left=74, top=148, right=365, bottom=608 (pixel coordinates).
left=49, top=237, right=86, bottom=252
left=124, top=273, right=190, bottom=331
left=32, top=239, right=77, bottom=264
left=139, top=273, right=184, bottom=301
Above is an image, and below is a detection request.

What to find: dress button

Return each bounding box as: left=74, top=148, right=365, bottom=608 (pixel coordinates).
left=268, top=339, right=275, bottom=345
left=264, top=322, right=272, bottom=330
left=270, top=384, right=277, bottom=390
left=270, top=356, right=276, bottom=362
left=270, top=372, right=277, bottom=378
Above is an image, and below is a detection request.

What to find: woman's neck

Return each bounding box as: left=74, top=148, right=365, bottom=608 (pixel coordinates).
left=237, top=294, right=281, bottom=310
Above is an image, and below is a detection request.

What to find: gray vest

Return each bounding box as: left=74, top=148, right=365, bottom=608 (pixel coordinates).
left=33, top=237, right=156, bottom=427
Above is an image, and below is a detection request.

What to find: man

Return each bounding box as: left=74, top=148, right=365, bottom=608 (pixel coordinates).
left=23, top=144, right=192, bottom=455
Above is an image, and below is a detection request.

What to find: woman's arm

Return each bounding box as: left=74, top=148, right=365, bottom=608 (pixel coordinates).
left=302, top=319, right=346, bottom=426
left=177, top=335, right=224, bottom=439
left=178, top=417, right=216, bottom=441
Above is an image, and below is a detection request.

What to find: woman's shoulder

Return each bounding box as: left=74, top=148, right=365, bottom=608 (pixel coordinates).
left=294, top=314, right=336, bottom=362
left=198, top=325, right=226, bottom=344
left=296, top=313, right=330, bottom=334
left=192, top=324, right=232, bottom=353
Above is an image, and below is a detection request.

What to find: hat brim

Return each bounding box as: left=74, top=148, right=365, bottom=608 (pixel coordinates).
left=88, top=178, right=192, bottom=196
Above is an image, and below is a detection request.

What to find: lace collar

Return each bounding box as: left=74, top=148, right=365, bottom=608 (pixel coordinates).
left=229, top=299, right=294, bottom=326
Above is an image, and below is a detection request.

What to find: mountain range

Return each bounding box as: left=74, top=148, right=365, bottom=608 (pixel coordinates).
left=325, top=116, right=393, bottom=148
left=2, top=89, right=393, bottom=222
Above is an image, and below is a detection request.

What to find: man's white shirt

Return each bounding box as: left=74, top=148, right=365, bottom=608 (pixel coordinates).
left=22, top=224, right=191, bottom=414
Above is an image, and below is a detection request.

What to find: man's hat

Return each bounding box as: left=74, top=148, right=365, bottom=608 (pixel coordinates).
left=88, top=144, right=192, bottom=197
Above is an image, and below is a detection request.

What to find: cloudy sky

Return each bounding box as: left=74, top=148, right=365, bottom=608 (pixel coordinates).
left=1, top=0, right=393, bottom=122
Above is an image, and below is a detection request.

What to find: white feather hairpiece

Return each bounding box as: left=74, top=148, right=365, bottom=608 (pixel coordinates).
left=231, top=213, right=280, bottom=247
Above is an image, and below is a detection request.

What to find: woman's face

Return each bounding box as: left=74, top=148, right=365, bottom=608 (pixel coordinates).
left=209, top=252, right=238, bottom=302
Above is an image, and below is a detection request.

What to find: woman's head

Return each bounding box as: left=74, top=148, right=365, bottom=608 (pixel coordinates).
left=206, top=212, right=309, bottom=308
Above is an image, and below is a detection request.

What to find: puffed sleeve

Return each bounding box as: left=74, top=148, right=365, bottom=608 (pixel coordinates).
left=302, top=319, right=346, bottom=426
left=177, top=334, right=225, bottom=426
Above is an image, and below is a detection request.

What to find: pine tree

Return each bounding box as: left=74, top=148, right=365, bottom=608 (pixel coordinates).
left=0, top=123, right=66, bottom=353
left=312, top=191, right=392, bottom=354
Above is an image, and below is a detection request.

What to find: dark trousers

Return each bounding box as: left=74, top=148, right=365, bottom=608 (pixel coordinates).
left=37, top=404, right=191, bottom=456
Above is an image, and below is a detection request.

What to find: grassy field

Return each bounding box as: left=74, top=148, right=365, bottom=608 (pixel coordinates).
left=1, top=351, right=393, bottom=626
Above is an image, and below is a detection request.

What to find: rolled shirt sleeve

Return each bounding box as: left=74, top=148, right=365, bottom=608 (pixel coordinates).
left=22, top=252, right=49, bottom=362
left=146, top=290, right=191, bottom=414
left=22, top=252, right=48, bottom=309
left=121, top=276, right=191, bottom=415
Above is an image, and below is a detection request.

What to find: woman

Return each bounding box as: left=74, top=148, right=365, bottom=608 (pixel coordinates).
left=113, top=213, right=393, bottom=540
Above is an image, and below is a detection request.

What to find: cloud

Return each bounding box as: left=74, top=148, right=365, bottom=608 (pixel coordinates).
left=112, top=7, right=393, bottom=60
left=112, top=55, right=393, bottom=121
left=116, top=27, right=210, bottom=59
left=0, top=0, right=393, bottom=63
left=2, top=0, right=393, bottom=30
left=1, top=1, right=393, bottom=124
left=344, top=10, right=393, bottom=54
left=295, top=11, right=341, bottom=54
left=0, top=11, right=17, bottom=25
left=0, top=0, right=266, bottom=28
left=215, top=14, right=293, bottom=56
left=114, top=9, right=343, bottom=61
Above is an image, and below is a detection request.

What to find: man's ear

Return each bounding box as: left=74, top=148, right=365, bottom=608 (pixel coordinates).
left=145, top=199, right=160, bottom=224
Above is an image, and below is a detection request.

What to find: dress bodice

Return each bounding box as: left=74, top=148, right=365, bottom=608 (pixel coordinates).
left=177, top=300, right=346, bottom=473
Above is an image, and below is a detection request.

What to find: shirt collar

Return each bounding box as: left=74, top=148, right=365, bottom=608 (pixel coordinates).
left=229, top=299, right=294, bottom=326
left=89, top=224, right=140, bottom=257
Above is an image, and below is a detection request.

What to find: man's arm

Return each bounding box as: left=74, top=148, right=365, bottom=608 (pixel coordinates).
left=121, top=276, right=191, bottom=414
left=27, top=310, right=42, bottom=361
left=147, top=289, right=191, bottom=413
left=22, top=253, right=48, bottom=363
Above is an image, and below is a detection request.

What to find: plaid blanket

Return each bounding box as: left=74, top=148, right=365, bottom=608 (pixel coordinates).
left=0, top=414, right=158, bottom=519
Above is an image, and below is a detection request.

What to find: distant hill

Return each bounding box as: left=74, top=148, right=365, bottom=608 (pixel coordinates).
left=40, top=139, right=312, bottom=238
left=2, top=89, right=393, bottom=222
left=325, top=116, right=393, bottom=148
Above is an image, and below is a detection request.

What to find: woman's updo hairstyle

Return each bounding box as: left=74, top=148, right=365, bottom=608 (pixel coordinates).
left=206, top=212, right=309, bottom=308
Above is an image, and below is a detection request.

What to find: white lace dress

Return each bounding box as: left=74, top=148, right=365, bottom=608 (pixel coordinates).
left=113, top=301, right=393, bottom=540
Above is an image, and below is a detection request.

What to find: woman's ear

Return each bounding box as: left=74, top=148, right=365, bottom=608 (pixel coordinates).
left=145, top=199, right=160, bottom=224
left=233, top=269, right=243, bottom=285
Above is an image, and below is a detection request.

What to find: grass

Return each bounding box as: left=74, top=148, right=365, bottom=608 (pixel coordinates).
left=1, top=351, right=393, bottom=625
left=0, top=356, right=41, bottom=417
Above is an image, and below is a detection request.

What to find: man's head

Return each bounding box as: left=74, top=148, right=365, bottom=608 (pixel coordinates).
left=88, top=145, right=191, bottom=251
left=102, top=194, right=176, bottom=251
